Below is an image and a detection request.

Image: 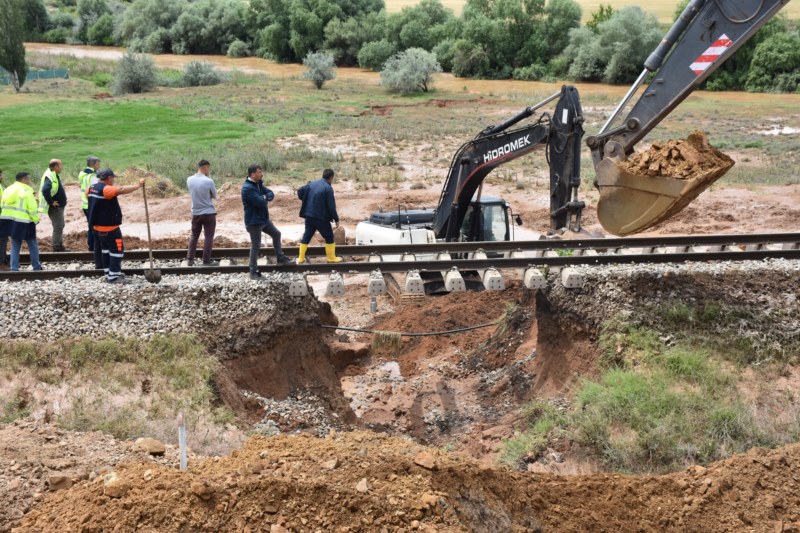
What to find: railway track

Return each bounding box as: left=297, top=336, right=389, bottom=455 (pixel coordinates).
left=1, top=232, right=798, bottom=282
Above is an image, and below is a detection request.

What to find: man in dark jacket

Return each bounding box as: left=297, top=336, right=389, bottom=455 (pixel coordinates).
left=241, top=164, right=292, bottom=279
left=297, top=168, right=341, bottom=263
left=87, top=169, right=145, bottom=284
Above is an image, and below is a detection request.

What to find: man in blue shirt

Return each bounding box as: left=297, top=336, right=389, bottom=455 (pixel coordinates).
left=241, top=164, right=293, bottom=279
left=297, top=168, right=342, bottom=263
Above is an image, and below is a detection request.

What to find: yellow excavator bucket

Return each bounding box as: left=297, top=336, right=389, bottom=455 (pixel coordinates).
left=595, top=132, right=734, bottom=236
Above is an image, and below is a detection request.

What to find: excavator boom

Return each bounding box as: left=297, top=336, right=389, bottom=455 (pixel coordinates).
left=587, top=0, right=791, bottom=235
left=433, top=85, right=584, bottom=240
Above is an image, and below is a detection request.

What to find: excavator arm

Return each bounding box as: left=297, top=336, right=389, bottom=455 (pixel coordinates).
left=433, top=85, right=585, bottom=241
left=587, top=0, right=791, bottom=236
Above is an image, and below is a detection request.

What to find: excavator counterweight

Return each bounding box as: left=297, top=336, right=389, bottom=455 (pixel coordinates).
left=589, top=0, right=789, bottom=235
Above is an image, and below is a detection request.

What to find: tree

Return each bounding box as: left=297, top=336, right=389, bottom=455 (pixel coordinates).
left=586, top=4, right=614, bottom=33
left=116, top=0, right=186, bottom=52
left=113, top=52, right=157, bottom=95
left=302, top=50, right=336, bottom=89
left=564, top=6, right=661, bottom=84
left=170, top=0, right=249, bottom=55
left=77, top=0, right=110, bottom=43
left=87, top=13, right=115, bottom=45
left=745, top=31, right=800, bottom=93
left=23, top=0, right=51, bottom=38
left=0, top=0, right=28, bottom=92
left=381, top=47, right=441, bottom=93
left=358, top=39, right=396, bottom=71
left=324, top=12, right=386, bottom=66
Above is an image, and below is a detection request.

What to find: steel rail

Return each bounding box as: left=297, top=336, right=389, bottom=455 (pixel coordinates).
left=18, top=232, right=800, bottom=263
left=2, top=248, right=798, bottom=281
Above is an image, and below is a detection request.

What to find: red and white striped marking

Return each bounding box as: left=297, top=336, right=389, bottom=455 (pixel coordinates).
left=689, top=34, right=733, bottom=75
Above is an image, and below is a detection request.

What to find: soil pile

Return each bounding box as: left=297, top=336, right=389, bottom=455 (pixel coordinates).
left=39, top=232, right=244, bottom=252
left=17, top=431, right=800, bottom=532
left=0, top=421, right=189, bottom=533
left=621, top=131, right=734, bottom=179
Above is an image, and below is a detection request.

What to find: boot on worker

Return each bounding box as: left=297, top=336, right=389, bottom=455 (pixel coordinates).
left=296, top=168, right=342, bottom=264
left=325, top=243, right=342, bottom=263
left=297, top=243, right=309, bottom=264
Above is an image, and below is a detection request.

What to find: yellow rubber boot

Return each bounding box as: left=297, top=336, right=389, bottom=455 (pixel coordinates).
left=297, top=243, right=309, bottom=264
left=325, top=243, right=342, bottom=263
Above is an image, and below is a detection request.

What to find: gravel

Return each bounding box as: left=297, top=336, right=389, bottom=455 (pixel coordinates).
left=547, top=258, right=800, bottom=351
left=0, top=272, right=317, bottom=341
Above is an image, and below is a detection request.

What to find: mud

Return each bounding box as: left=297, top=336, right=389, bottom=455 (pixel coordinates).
left=621, top=130, right=734, bottom=179
left=16, top=431, right=800, bottom=532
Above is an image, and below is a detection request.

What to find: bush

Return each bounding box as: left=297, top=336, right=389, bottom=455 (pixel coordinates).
left=87, top=13, right=115, bottom=45
left=302, top=51, right=336, bottom=89
left=564, top=6, right=661, bottom=84
left=41, top=28, right=72, bottom=44
left=381, top=47, right=442, bottom=93
left=745, top=32, right=800, bottom=93
left=112, top=52, right=157, bottom=95
left=180, top=60, right=230, bottom=87
left=512, top=64, right=548, bottom=81
left=357, top=39, right=396, bottom=71
left=227, top=39, right=250, bottom=58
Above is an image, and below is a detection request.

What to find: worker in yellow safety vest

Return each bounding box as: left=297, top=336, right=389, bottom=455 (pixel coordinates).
left=78, top=156, right=103, bottom=268
left=0, top=172, right=42, bottom=271
left=39, top=158, right=67, bottom=252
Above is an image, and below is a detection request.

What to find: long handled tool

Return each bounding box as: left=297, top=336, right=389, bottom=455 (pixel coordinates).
left=142, top=185, right=162, bottom=284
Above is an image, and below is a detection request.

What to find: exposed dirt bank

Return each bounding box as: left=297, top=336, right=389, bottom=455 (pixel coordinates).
left=16, top=430, right=800, bottom=532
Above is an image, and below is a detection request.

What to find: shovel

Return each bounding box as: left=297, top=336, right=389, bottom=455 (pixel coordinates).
left=142, top=185, right=162, bottom=284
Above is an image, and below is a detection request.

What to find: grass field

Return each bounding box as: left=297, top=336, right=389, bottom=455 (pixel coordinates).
left=384, top=0, right=800, bottom=22
left=1, top=53, right=798, bottom=190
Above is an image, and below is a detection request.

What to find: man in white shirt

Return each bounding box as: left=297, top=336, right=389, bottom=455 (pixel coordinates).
left=186, top=159, right=218, bottom=266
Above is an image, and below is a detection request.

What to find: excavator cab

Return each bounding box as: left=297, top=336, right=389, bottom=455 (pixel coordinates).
left=459, top=198, right=511, bottom=243
left=589, top=0, right=786, bottom=235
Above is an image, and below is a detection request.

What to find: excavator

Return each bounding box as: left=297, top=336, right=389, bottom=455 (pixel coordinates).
left=589, top=0, right=791, bottom=235
left=355, top=84, right=585, bottom=250
left=357, top=0, right=790, bottom=257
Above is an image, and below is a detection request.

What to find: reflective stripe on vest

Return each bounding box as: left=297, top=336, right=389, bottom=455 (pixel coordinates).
left=38, top=168, right=60, bottom=214
left=2, top=182, right=39, bottom=224
left=78, top=168, right=95, bottom=210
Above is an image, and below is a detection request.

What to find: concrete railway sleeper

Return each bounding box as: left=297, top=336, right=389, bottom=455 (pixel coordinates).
left=2, top=248, right=799, bottom=288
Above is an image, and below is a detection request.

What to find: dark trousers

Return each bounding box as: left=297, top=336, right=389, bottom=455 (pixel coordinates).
left=83, top=208, right=94, bottom=251
left=84, top=209, right=103, bottom=269
left=246, top=221, right=285, bottom=273
left=0, top=236, right=8, bottom=265
left=95, top=228, right=124, bottom=281
left=187, top=214, right=216, bottom=262
left=300, top=217, right=334, bottom=244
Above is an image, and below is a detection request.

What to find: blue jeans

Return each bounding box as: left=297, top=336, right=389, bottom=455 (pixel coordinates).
left=10, top=238, right=42, bottom=271
left=300, top=217, right=334, bottom=245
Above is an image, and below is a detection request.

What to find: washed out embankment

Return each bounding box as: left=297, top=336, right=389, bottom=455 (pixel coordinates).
left=0, top=274, right=355, bottom=426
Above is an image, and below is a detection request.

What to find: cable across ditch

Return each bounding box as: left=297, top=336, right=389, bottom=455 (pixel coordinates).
left=320, top=321, right=501, bottom=337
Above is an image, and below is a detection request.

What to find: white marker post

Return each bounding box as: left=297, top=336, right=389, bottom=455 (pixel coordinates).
left=178, top=412, right=187, bottom=471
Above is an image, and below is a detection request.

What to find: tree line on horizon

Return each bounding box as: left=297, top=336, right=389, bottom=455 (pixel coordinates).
left=3, top=0, right=799, bottom=93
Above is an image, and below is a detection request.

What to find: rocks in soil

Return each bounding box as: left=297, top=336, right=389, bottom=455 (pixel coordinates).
left=135, top=437, right=166, bottom=456
left=621, top=131, right=734, bottom=179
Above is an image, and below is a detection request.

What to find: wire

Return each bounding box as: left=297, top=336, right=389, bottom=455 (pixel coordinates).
left=713, top=0, right=764, bottom=24
left=320, top=321, right=501, bottom=337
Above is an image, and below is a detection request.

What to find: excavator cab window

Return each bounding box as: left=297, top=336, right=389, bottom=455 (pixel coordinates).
left=459, top=201, right=510, bottom=242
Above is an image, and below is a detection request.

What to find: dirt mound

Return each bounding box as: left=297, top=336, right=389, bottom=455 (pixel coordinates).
left=17, top=431, right=800, bottom=532
left=39, top=232, right=243, bottom=252
left=621, top=130, right=734, bottom=179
